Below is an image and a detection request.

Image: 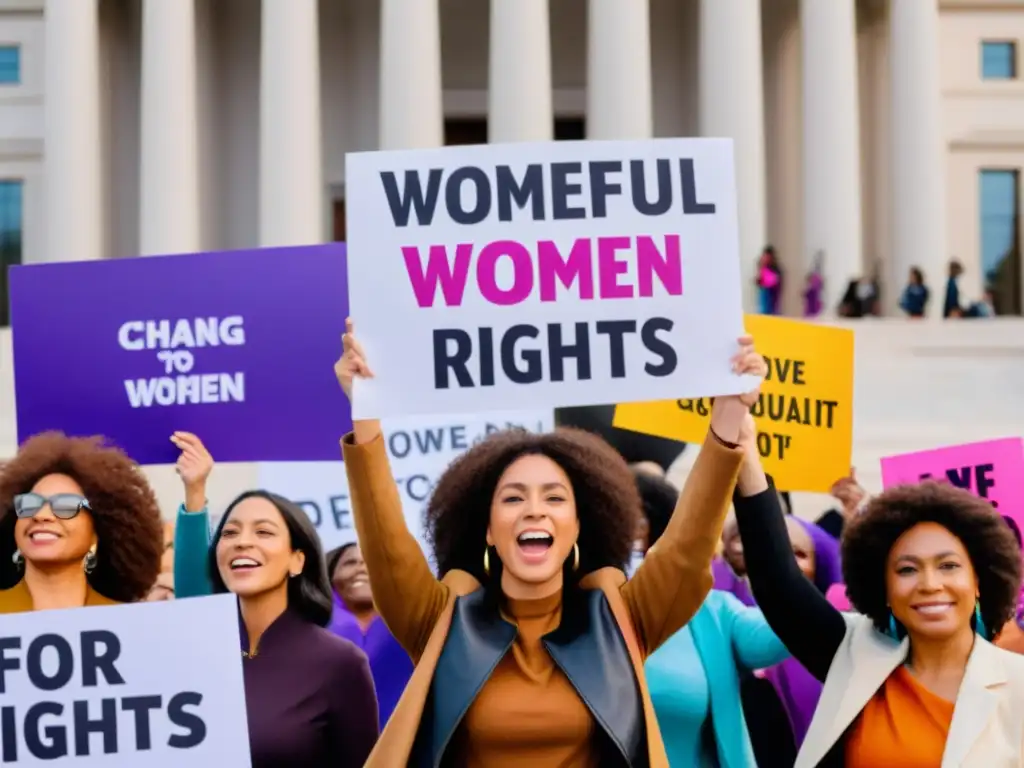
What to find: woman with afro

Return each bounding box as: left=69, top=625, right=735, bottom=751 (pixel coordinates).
left=730, top=415, right=1024, bottom=767
left=0, top=432, right=164, bottom=611
left=334, top=318, right=767, bottom=767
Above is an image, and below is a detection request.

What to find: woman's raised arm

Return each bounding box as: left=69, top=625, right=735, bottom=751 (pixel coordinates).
left=732, top=420, right=847, bottom=682
left=171, top=432, right=215, bottom=598
left=620, top=338, right=762, bottom=656
left=336, top=321, right=448, bottom=661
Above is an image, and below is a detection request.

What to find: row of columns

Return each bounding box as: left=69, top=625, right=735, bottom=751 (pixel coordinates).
left=44, top=0, right=948, bottom=315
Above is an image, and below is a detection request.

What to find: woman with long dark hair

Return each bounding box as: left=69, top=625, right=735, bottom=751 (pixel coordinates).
left=0, top=432, right=163, bottom=611
left=334, top=318, right=766, bottom=766
left=173, top=442, right=379, bottom=768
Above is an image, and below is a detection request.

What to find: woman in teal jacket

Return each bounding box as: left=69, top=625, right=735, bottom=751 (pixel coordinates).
left=636, top=469, right=790, bottom=767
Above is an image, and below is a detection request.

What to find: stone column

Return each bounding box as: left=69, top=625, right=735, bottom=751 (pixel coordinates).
left=380, top=0, right=443, bottom=149
left=802, top=0, right=864, bottom=311
left=586, top=0, right=652, bottom=139
left=489, top=0, right=552, bottom=142
left=699, top=0, right=768, bottom=311
left=140, top=0, right=200, bottom=255
left=890, top=0, right=946, bottom=316
left=44, top=0, right=102, bottom=261
left=259, top=0, right=323, bottom=246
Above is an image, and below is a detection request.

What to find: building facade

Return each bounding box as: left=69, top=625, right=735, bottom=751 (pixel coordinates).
left=0, top=0, right=1023, bottom=319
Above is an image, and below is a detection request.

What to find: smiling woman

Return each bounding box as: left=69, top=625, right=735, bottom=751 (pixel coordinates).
left=335, top=318, right=763, bottom=767
left=325, top=543, right=414, bottom=727
left=732, top=444, right=1024, bottom=766
left=0, top=431, right=163, bottom=612
left=172, top=458, right=380, bottom=768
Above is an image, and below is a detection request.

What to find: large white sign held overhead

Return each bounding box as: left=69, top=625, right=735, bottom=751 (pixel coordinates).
left=345, top=138, right=755, bottom=420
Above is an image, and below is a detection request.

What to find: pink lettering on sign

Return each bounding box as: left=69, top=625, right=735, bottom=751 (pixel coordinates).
left=880, top=437, right=1024, bottom=535
left=401, top=234, right=683, bottom=308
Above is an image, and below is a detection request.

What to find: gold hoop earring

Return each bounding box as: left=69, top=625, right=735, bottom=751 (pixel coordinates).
left=483, top=547, right=490, bottom=577
left=572, top=542, right=580, bottom=572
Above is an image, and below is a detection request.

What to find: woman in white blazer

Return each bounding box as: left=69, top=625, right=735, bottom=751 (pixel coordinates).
left=730, top=413, right=1024, bottom=767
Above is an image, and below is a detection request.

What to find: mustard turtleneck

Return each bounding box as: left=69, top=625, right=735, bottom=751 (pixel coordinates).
left=453, top=589, right=598, bottom=767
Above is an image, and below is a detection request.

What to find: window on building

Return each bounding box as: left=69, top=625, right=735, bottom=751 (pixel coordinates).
left=979, top=169, right=1021, bottom=315
left=981, top=41, right=1017, bottom=79
left=444, top=117, right=588, bottom=146
left=0, top=46, right=20, bottom=85
left=0, top=180, right=24, bottom=326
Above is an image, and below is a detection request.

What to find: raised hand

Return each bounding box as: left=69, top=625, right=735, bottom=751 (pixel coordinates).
left=170, top=431, right=213, bottom=512
left=710, top=334, right=767, bottom=445
left=334, top=317, right=374, bottom=403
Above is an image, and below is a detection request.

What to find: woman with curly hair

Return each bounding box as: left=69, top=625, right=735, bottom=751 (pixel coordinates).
left=0, top=431, right=164, bottom=611
left=730, top=417, right=1024, bottom=767
left=335, top=318, right=766, bottom=767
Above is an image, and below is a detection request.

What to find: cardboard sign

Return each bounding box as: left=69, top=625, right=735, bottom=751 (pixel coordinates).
left=345, top=138, right=756, bottom=419
left=612, top=315, right=854, bottom=492
left=0, top=595, right=249, bottom=766
left=881, top=437, right=1024, bottom=533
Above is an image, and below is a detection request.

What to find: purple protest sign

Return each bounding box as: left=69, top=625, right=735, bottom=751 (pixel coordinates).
left=10, top=244, right=351, bottom=464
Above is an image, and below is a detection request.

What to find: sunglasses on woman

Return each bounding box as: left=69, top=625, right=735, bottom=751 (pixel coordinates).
left=13, top=493, right=92, bottom=520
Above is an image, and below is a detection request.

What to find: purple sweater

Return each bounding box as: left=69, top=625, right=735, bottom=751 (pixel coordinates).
left=327, top=592, right=414, bottom=727
left=241, top=608, right=378, bottom=767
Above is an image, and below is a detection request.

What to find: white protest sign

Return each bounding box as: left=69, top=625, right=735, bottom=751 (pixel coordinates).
left=0, top=594, right=249, bottom=766
left=256, top=409, right=554, bottom=557
left=345, top=138, right=753, bottom=420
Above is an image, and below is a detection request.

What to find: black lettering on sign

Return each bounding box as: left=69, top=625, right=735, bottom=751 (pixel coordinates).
left=919, top=463, right=999, bottom=508
left=750, top=394, right=838, bottom=429
left=432, top=318, right=677, bottom=389
left=121, top=695, right=162, bottom=750
left=73, top=698, right=118, bottom=755
left=167, top=691, right=206, bottom=748
left=328, top=496, right=352, bottom=530
left=757, top=432, right=793, bottom=461
left=0, top=632, right=208, bottom=761
left=677, top=398, right=712, bottom=418
left=399, top=475, right=434, bottom=504
left=379, top=158, right=718, bottom=227
left=298, top=501, right=322, bottom=528
left=762, top=356, right=807, bottom=386
left=25, top=701, right=65, bottom=759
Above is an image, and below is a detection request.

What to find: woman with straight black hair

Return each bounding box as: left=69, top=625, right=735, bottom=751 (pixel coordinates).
left=172, top=436, right=379, bottom=768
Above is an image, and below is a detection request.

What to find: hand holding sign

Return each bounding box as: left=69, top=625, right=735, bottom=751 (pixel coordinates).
left=335, top=318, right=375, bottom=403
left=709, top=335, right=767, bottom=445
left=336, top=319, right=383, bottom=445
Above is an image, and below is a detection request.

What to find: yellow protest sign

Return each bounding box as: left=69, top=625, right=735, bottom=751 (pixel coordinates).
left=612, top=315, right=854, bottom=493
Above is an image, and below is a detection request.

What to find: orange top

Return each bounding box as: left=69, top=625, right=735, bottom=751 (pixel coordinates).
left=452, top=590, right=597, bottom=767
left=846, top=666, right=954, bottom=768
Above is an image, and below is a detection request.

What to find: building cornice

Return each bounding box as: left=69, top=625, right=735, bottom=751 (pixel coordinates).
left=941, top=0, right=1024, bottom=11
left=949, top=131, right=1024, bottom=150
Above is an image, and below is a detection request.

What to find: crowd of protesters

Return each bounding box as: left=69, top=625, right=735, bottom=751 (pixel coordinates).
left=0, top=317, right=1021, bottom=767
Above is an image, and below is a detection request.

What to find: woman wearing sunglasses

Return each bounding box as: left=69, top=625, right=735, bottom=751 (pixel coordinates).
left=0, top=432, right=164, bottom=612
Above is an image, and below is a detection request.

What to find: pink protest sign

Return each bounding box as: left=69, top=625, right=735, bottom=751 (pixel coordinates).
left=880, top=437, right=1024, bottom=535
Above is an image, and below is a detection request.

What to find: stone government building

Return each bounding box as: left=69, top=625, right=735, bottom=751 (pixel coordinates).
left=0, top=0, right=1023, bottom=514
left=1, top=0, right=1023, bottom=318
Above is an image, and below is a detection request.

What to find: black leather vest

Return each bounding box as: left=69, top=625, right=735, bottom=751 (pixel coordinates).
left=411, top=588, right=648, bottom=767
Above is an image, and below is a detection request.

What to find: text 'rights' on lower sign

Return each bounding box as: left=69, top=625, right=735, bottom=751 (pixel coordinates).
left=0, top=594, right=249, bottom=766
left=612, top=315, right=854, bottom=493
